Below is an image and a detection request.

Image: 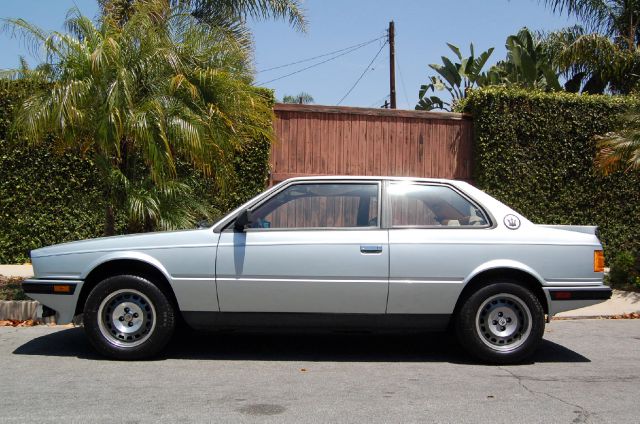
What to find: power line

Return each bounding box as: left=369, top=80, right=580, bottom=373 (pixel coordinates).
left=397, top=52, right=411, bottom=109
left=368, top=95, right=388, bottom=108
left=367, top=94, right=390, bottom=108
left=256, top=39, right=384, bottom=86
left=337, top=40, right=388, bottom=106
left=394, top=28, right=411, bottom=109
left=256, top=35, right=386, bottom=74
left=370, top=51, right=389, bottom=73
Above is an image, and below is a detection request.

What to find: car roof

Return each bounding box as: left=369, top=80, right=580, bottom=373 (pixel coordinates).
left=282, top=175, right=462, bottom=184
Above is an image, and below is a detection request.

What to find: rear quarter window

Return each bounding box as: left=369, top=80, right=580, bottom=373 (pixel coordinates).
left=389, top=183, right=489, bottom=228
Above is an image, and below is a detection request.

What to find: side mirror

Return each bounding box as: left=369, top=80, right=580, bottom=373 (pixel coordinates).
left=234, top=209, right=254, bottom=231
left=196, top=219, right=212, bottom=229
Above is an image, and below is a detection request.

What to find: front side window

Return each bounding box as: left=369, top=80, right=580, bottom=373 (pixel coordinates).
left=249, top=183, right=379, bottom=229
left=389, top=183, right=489, bottom=228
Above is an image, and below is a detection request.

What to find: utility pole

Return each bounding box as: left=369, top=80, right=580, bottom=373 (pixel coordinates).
left=388, top=20, right=397, bottom=109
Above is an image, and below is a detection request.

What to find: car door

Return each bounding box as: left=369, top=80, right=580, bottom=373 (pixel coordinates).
left=386, top=181, right=493, bottom=315
left=215, top=180, right=389, bottom=313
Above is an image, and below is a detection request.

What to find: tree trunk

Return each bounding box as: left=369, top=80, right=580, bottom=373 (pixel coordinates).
left=104, top=204, right=116, bottom=236
left=630, top=15, right=635, bottom=50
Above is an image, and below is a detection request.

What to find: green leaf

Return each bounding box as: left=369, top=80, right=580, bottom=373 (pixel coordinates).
left=447, top=43, right=462, bottom=60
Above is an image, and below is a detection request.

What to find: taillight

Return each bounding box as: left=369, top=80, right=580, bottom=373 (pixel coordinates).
left=594, top=250, right=605, bottom=273
left=551, top=291, right=572, bottom=300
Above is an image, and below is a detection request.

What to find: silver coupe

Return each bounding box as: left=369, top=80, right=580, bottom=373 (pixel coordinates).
left=23, top=176, right=611, bottom=363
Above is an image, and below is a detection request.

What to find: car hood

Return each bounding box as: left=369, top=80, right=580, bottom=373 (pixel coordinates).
left=31, top=228, right=216, bottom=258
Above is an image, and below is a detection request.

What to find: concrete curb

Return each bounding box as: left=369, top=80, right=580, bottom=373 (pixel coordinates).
left=553, top=315, right=639, bottom=320
left=555, top=289, right=640, bottom=318
left=0, top=300, right=55, bottom=324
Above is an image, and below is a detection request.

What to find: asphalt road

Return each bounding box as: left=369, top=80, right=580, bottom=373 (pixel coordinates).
left=0, top=320, right=638, bottom=423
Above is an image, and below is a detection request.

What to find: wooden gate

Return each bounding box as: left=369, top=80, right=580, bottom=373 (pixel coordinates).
left=270, top=104, right=473, bottom=186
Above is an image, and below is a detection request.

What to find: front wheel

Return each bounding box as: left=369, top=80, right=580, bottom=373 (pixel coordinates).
left=455, top=282, right=545, bottom=364
left=83, top=275, right=175, bottom=360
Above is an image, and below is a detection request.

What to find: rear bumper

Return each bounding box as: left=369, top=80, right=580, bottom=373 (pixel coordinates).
left=22, top=279, right=84, bottom=324
left=544, top=286, right=612, bottom=316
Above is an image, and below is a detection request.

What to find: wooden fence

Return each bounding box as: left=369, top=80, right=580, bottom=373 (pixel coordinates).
left=270, top=104, right=473, bottom=186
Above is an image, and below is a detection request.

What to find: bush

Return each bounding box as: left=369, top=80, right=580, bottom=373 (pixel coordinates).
left=607, top=250, right=640, bottom=290
left=459, top=87, right=640, bottom=262
left=0, top=81, right=273, bottom=263
left=0, top=276, right=27, bottom=301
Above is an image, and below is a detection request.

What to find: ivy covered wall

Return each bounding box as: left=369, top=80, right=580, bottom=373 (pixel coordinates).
left=460, top=87, right=640, bottom=260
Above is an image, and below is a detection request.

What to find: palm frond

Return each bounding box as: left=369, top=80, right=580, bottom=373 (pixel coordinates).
left=186, top=0, right=307, bottom=32
left=596, top=112, right=640, bottom=173
left=541, top=1, right=621, bottom=35
left=1, top=18, right=53, bottom=59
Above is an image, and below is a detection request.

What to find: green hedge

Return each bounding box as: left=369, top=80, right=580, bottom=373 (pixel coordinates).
left=459, top=87, right=640, bottom=261
left=0, top=82, right=272, bottom=264
left=0, top=81, right=106, bottom=263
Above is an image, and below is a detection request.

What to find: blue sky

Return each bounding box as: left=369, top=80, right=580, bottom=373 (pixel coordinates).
left=1, top=0, right=578, bottom=109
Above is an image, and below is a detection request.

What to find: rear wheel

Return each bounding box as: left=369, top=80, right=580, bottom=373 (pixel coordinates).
left=83, top=275, right=175, bottom=360
left=455, top=282, right=544, bottom=364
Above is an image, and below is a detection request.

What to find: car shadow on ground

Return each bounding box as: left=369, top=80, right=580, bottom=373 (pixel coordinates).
left=12, top=327, right=590, bottom=364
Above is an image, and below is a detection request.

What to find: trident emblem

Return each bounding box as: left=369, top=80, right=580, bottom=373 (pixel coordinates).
left=503, top=214, right=521, bottom=230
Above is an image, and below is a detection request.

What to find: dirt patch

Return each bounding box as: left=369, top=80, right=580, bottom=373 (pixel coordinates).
left=0, top=319, right=38, bottom=327
left=553, top=312, right=640, bottom=320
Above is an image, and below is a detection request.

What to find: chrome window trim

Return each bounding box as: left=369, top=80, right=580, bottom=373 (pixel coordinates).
left=214, top=177, right=497, bottom=232
left=240, top=227, right=385, bottom=233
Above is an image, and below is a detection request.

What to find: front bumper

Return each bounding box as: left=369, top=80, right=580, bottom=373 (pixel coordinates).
left=544, top=286, right=612, bottom=317
left=22, top=279, right=84, bottom=324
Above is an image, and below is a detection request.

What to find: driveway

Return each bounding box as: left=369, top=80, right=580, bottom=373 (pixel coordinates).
left=0, top=320, right=638, bottom=423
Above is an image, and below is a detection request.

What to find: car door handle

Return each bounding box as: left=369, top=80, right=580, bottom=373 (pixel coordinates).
left=360, top=245, right=383, bottom=254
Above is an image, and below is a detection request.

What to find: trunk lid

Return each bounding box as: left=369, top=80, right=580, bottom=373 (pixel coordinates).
left=537, top=225, right=598, bottom=236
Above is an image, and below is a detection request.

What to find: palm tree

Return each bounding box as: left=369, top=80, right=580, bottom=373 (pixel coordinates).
left=543, top=2, right=640, bottom=170
left=184, top=0, right=306, bottom=30
left=541, top=1, right=640, bottom=93
left=542, top=25, right=640, bottom=93
left=3, top=0, right=274, bottom=234
left=282, top=92, right=314, bottom=104
left=99, top=0, right=306, bottom=40
left=542, top=1, right=640, bottom=48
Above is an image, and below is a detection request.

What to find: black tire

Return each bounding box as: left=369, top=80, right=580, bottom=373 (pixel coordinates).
left=83, top=275, right=175, bottom=360
left=455, top=281, right=545, bottom=364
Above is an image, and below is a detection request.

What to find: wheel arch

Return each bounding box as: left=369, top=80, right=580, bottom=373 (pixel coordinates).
left=454, top=261, right=549, bottom=317
left=75, top=254, right=179, bottom=317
